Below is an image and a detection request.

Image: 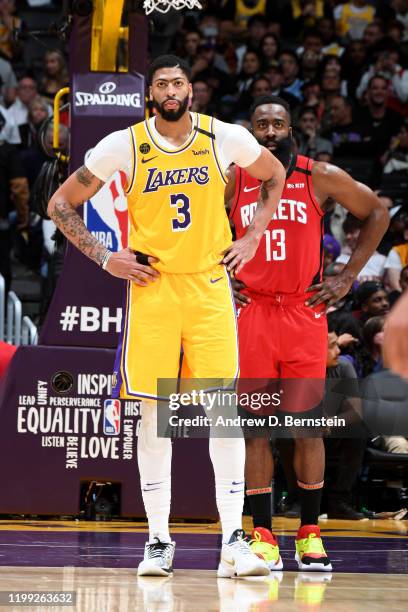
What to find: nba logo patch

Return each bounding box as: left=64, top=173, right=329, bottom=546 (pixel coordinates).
left=104, top=399, right=121, bottom=435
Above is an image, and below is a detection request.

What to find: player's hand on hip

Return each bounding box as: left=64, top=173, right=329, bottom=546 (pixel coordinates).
left=231, top=278, right=251, bottom=308
left=305, top=273, right=354, bottom=308
left=105, top=248, right=160, bottom=286
left=223, top=235, right=259, bottom=275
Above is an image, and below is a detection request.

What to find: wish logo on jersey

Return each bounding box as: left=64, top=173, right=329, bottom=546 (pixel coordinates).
left=84, top=170, right=128, bottom=251
left=103, top=399, right=121, bottom=435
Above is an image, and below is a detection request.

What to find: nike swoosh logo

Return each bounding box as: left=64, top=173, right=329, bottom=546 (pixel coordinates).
left=222, top=558, right=235, bottom=565
left=141, top=156, right=158, bottom=164
left=211, top=277, right=223, bottom=284
left=230, top=489, right=244, bottom=494
left=243, top=185, right=259, bottom=193
left=145, top=482, right=163, bottom=486
left=232, top=481, right=244, bottom=485
left=143, top=487, right=161, bottom=492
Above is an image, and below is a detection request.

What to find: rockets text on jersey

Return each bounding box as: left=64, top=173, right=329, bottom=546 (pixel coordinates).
left=230, top=155, right=324, bottom=296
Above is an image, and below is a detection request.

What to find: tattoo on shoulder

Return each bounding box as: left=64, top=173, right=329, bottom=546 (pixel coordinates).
left=75, top=165, right=105, bottom=196
left=75, top=165, right=94, bottom=187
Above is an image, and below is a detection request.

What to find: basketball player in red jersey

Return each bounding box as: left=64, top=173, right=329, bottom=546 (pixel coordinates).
left=226, top=96, right=389, bottom=571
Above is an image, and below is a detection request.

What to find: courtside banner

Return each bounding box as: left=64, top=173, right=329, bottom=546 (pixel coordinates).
left=157, top=374, right=408, bottom=439
left=39, top=72, right=144, bottom=348
left=0, top=346, right=216, bottom=518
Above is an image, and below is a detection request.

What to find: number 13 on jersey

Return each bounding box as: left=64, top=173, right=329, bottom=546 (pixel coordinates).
left=265, top=228, right=286, bottom=261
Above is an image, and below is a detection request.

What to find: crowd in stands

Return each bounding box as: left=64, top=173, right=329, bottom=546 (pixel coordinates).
left=0, top=1, right=67, bottom=296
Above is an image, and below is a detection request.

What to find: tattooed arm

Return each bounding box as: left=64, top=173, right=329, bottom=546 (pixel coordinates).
left=47, top=165, right=159, bottom=285
left=48, top=165, right=106, bottom=265
left=223, top=145, right=285, bottom=274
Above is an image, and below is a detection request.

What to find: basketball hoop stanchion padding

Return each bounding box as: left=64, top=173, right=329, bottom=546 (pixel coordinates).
left=0, top=6, right=217, bottom=519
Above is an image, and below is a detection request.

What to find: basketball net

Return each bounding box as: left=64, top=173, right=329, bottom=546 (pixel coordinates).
left=143, top=0, right=203, bottom=15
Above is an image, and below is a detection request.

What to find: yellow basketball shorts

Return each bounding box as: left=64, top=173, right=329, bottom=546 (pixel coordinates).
left=112, top=264, right=239, bottom=400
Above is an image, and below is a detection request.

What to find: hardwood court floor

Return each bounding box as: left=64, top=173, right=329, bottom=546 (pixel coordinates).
left=0, top=568, right=406, bottom=611
left=0, top=517, right=406, bottom=611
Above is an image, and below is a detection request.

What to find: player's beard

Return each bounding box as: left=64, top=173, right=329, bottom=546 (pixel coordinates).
left=152, top=94, right=190, bottom=121
left=262, top=134, right=294, bottom=169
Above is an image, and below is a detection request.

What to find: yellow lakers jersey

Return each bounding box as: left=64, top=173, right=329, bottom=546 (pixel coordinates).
left=235, top=0, right=266, bottom=28
left=291, top=0, right=324, bottom=19
left=336, top=3, right=374, bottom=37
left=126, top=113, right=232, bottom=274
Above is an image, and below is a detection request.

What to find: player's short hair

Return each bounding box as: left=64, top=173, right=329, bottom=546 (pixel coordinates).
left=249, top=95, right=291, bottom=121
left=148, top=55, right=191, bottom=84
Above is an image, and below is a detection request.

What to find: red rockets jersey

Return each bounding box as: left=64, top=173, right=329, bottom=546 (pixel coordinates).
left=230, top=155, right=324, bottom=296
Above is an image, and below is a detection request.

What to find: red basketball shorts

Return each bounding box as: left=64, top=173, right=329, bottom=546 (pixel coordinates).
left=237, top=293, right=327, bottom=414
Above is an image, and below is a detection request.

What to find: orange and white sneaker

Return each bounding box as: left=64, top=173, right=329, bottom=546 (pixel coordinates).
left=249, top=527, right=283, bottom=571
left=295, top=525, right=332, bottom=572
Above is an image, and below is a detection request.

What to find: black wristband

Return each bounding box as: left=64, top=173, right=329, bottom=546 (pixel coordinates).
left=135, top=251, right=151, bottom=266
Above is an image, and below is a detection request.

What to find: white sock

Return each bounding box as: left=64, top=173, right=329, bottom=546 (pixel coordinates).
left=137, top=400, right=172, bottom=543
left=209, top=435, right=245, bottom=544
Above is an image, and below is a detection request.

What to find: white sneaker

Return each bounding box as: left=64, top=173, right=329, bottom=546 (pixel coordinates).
left=137, top=538, right=176, bottom=576
left=217, top=529, right=270, bottom=578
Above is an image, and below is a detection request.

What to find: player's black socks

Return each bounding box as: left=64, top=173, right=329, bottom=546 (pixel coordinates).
left=247, top=488, right=272, bottom=530
left=298, top=480, right=324, bottom=526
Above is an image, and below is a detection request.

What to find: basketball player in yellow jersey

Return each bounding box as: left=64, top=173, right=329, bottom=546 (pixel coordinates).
left=48, top=54, right=285, bottom=579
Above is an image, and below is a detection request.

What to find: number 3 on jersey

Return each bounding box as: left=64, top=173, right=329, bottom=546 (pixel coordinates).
left=170, top=193, right=191, bottom=232
left=265, top=228, right=286, bottom=261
